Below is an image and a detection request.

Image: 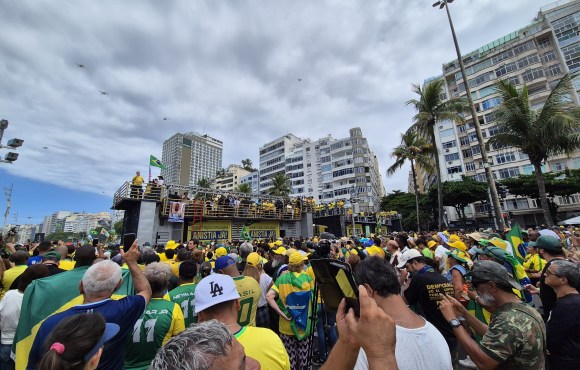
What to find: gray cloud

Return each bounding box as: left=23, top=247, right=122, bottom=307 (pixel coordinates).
left=0, top=0, right=539, bottom=195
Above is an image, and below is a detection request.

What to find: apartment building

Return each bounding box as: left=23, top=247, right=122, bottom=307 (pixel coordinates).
left=259, top=128, right=385, bottom=212
left=212, top=164, right=251, bottom=192
left=161, top=132, right=223, bottom=187
left=420, top=0, right=580, bottom=226
left=240, top=171, right=260, bottom=194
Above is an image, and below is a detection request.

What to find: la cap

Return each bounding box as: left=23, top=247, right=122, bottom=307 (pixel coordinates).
left=397, top=249, right=422, bottom=269
left=194, top=275, right=240, bottom=314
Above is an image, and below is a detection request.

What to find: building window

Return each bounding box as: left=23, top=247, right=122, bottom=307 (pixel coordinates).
left=573, top=157, right=580, bottom=169
left=487, top=126, right=500, bottom=137
left=507, top=76, right=520, bottom=86
left=458, top=124, right=467, bottom=133
left=460, top=136, right=470, bottom=146
left=462, top=148, right=473, bottom=158
left=482, top=97, right=501, bottom=111
left=495, top=152, right=516, bottom=164
left=553, top=162, right=564, bottom=171
left=445, top=153, right=460, bottom=162
left=442, top=140, right=457, bottom=149
left=440, top=128, right=455, bottom=138
left=522, top=67, right=545, bottom=83
left=545, top=64, right=562, bottom=77
left=465, top=162, right=476, bottom=171
left=472, top=145, right=481, bottom=155
left=542, top=50, right=557, bottom=63
left=447, top=166, right=463, bottom=174
left=472, top=173, right=487, bottom=182
left=537, top=38, right=550, bottom=49
left=497, top=167, right=520, bottom=179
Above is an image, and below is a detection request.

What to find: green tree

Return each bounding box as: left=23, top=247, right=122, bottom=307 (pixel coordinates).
left=197, top=178, right=211, bottom=188
left=241, top=159, right=256, bottom=172
left=235, top=183, right=252, bottom=194
left=114, top=220, right=124, bottom=235
left=486, top=74, right=580, bottom=226
left=268, top=172, right=291, bottom=196
left=380, top=191, right=432, bottom=231
left=386, top=129, right=434, bottom=232
left=46, top=231, right=75, bottom=241
left=406, top=79, right=467, bottom=230
left=429, top=176, right=488, bottom=228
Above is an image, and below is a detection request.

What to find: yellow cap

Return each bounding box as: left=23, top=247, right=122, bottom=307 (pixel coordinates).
left=366, top=246, right=385, bottom=257
left=215, top=247, right=227, bottom=258
left=272, top=247, right=287, bottom=255
left=289, top=252, right=308, bottom=265
left=247, top=252, right=261, bottom=267
left=427, top=240, right=437, bottom=249
left=166, top=240, right=177, bottom=250
left=448, top=234, right=460, bottom=243
left=447, top=240, right=467, bottom=252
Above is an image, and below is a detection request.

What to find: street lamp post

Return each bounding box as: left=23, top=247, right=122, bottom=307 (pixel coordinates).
left=433, top=0, right=505, bottom=231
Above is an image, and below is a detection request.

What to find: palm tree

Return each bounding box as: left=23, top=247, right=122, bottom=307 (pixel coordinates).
left=197, top=178, right=211, bottom=188
left=486, top=73, right=580, bottom=226
left=387, top=130, right=435, bottom=232
left=241, top=159, right=256, bottom=172
left=406, top=79, right=467, bottom=230
left=215, top=168, right=227, bottom=178
left=268, top=172, right=291, bottom=196
left=236, top=183, right=252, bottom=194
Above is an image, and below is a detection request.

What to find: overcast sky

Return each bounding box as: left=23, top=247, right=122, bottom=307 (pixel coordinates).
left=0, top=0, right=543, bottom=200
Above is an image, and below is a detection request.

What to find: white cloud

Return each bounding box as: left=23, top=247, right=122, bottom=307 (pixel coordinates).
left=0, top=0, right=540, bottom=195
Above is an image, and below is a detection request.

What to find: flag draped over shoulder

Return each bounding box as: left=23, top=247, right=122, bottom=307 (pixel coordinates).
left=150, top=155, right=165, bottom=169
left=507, top=223, right=527, bottom=264
left=13, top=267, right=134, bottom=370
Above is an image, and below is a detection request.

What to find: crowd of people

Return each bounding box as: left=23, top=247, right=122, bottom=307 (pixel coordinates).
left=0, top=223, right=579, bottom=369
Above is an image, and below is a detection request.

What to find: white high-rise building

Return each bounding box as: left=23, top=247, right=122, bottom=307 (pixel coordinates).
left=161, top=132, right=223, bottom=187
left=258, top=128, right=385, bottom=212
left=240, top=171, right=260, bottom=194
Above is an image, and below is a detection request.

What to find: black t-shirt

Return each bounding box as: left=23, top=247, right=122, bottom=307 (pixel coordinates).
left=404, top=270, right=457, bottom=350
left=546, top=293, right=580, bottom=367
left=540, top=258, right=564, bottom=321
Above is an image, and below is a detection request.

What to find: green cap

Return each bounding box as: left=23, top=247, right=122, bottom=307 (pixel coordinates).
left=534, top=236, right=562, bottom=252
left=43, top=251, right=62, bottom=261
left=466, top=260, right=522, bottom=291
left=473, top=246, right=507, bottom=263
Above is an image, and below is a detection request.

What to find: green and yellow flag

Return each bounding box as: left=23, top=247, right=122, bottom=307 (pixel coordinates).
left=241, top=225, right=251, bottom=241
left=506, top=223, right=527, bottom=264
left=150, top=155, right=165, bottom=169
left=13, top=267, right=134, bottom=369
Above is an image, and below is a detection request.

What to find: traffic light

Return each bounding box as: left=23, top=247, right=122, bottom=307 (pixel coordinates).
left=508, top=211, right=514, bottom=219
left=495, top=181, right=507, bottom=198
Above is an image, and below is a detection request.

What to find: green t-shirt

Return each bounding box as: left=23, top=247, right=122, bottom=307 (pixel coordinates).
left=124, top=298, right=185, bottom=370
left=421, top=247, right=434, bottom=259
left=168, top=282, right=198, bottom=327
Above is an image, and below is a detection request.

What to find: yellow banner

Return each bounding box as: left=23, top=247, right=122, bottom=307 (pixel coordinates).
left=346, top=224, right=363, bottom=236
left=246, top=221, right=280, bottom=239
left=188, top=220, right=232, bottom=241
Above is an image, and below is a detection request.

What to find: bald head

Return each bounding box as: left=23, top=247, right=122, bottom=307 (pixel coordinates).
left=528, top=230, right=540, bottom=242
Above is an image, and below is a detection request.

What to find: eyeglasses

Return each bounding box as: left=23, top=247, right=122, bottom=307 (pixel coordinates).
left=544, top=269, right=562, bottom=277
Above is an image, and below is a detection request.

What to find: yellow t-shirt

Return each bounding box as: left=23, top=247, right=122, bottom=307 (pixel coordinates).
left=1, top=265, right=28, bottom=300
left=235, top=326, right=290, bottom=370
left=233, top=276, right=261, bottom=327
left=523, top=254, right=546, bottom=272
left=59, top=260, right=75, bottom=271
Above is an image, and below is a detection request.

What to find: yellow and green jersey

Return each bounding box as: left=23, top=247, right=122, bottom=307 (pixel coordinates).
left=124, top=298, right=185, bottom=370
left=234, top=326, right=290, bottom=370
left=168, top=282, right=198, bottom=327
left=523, top=253, right=546, bottom=272
left=233, top=275, right=261, bottom=327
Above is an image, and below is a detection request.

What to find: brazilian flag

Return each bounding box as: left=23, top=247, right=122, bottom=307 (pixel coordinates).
left=13, top=267, right=134, bottom=369
left=241, top=225, right=251, bottom=241
left=150, top=155, right=165, bottom=169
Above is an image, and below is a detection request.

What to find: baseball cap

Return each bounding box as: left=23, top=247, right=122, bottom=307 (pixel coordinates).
left=43, top=251, right=61, bottom=261
left=83, top=322, right=120, bottom=363
left=215, top=247, right=228, bottom=258
left=366, top=246, right=385, bottom=257
left=246, top=252, right=261, bottom=267
left=179, top=260, right=197, bottom=279
left=288, top=252, right=308, bottom=265
left=194, top=275, right=240, bottom=314
left=397, top=249, right=422, bottom=269
left=427, top=240, right=437, bottom=249
left=271, top=247, right=287, bottom=255
left=447, top=240, right=467, bottom=252
left=214, top=256, right=237, bottom=272
left=472, top=245, right=507, bottom=263
left=465, top=260, right=521, bottom=291
left=534, top=235, right=562, bottom=252
left=446, top=249, right=471, bottom=264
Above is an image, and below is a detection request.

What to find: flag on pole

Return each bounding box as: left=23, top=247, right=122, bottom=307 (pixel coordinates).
left=241, top=225, right=251, bottom=241
left=13, top=267, right=134, bottom=369
left=506, top=223, right=527, bottom=264
left=150, top=155, right=165, bottom=169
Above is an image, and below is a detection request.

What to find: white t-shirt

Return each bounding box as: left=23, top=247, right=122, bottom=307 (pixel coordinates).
left=258, top=273, right=273, bottom=307
left=0, top=290, right=24, bottom=344
left=434, top=245, right=448, bottom=273
left=354, top=319, right=452, bottom=370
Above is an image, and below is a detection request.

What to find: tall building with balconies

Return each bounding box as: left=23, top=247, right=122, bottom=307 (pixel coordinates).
left=161, top=132, right=223, bottom=187
left=417, top=0, right=580, bottom=226
left=259, top=128, right=384, bottom=211
left=212, top=164, right=251, bottom=192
